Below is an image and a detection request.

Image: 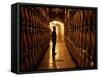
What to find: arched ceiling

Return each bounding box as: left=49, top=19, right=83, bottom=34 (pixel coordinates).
left=49, top=8, right=65, bottom=22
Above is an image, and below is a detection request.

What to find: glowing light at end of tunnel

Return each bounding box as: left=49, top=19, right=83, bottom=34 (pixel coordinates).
left=50, top=21, right=64, bottom=42
left=50, top=22, right=56, bottom=31
left=48, top=20, right=64, bottom=68
left=49, top=21, right=64, bottom=32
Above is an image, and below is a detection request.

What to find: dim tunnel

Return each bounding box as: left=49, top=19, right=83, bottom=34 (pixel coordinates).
left=36, top=20, right=76, bottom=70
left=20, top=6, right=97, bottom=72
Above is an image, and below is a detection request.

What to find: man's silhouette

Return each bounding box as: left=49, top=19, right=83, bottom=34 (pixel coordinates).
left=52, top=26, right=57, bottom=55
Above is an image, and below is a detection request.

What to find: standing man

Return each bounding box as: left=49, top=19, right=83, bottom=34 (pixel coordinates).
left=52, top=26, right=57, bottom=55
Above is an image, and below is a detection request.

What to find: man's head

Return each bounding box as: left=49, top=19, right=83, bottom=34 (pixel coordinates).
left=53, top=26, right=56, bottom=31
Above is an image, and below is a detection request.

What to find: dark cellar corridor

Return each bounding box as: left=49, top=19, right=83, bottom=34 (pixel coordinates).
left=20, top=6, right=97, bottom=72
left=37, top=21, right=76, bottom=70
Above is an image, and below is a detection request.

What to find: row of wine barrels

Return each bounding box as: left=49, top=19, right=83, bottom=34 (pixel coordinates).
left=64, top=9, right=96, bottom=68
left=20, top=5, right=49, bottom=29
left=20, top=5, right=50, bottom=72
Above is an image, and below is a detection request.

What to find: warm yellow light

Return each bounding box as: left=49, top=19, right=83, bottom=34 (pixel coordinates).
left=50, top=22, right=55, bottom=31
left=49, top=20, right=64, bottom=69
left=49, top=21, right=64, bottom=33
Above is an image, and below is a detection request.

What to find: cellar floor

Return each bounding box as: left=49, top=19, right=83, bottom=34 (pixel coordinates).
left=37, top=40, right=76, bottom=70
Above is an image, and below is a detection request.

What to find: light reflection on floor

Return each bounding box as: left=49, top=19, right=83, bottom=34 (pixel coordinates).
left=37, top=40, right=76, bottom=70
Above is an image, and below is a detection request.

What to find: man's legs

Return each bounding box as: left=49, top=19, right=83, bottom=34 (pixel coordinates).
left=52, top=41, right=56, bottom=55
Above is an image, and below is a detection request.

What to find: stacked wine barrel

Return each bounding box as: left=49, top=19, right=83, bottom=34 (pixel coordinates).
left=64, top=9, right=96, bottom=68
left=20, top=5, right=50, bottom=72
